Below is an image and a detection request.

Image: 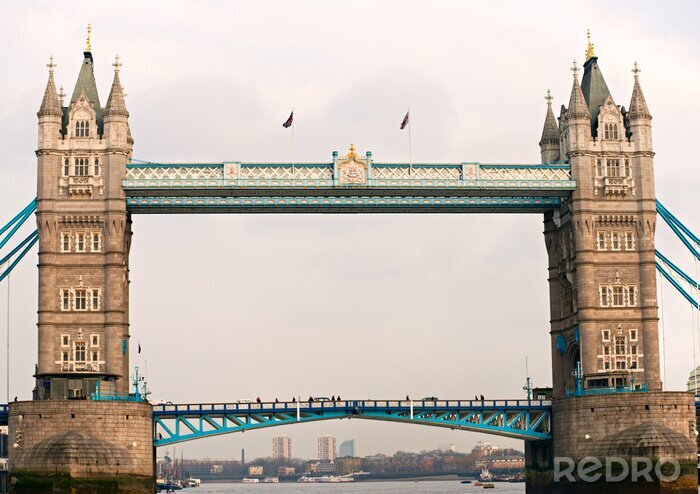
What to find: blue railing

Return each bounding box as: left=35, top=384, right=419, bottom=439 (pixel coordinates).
left=89, top=392, right=143, bottom=402
left=566, top=385, right=648, bottom=397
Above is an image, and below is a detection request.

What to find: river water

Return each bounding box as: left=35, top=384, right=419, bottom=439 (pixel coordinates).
left=190, top=481, right=525, bottom=493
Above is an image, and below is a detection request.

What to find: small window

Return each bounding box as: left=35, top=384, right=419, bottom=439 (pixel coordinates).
left=612, top=124, right=619, bottom=140
left=76, top=233, right=86, bottom=252
left=600, top=286, right=610, bottom=307
left=90, top=334, right=99, bottom=347
left=61, top=335, right=70, bottom=347
left=597, top=232, right=606, bottom=251
left=94, top=157, right=100, bottom=176
left=602, top=330, right=611, bottom=342
left=624, top=159, right=631, bottom=177
left=631, top=345, right=638, bottom=355
left=91, top=232, right=101, bottom=252
left=616, top=360, right=626, bottom=370
left=63, top=158, right=70, bottom=176
left=90, top=289, right=100, bottom=311
left=603, top=346, right=610, bottom=355
left=604, top=124, right=610, bottom=140
left=610, top=232, right=621, bottom=251
left=612, top=286, right=625, bottom=307
left=630, top=329, right=638, bottom=341
left=596, top=159, right=603, bottom=177
left=626, top=286, right=638, bottom=307
left=92, top=351, right=99, bottom=362
left=630, top=361, right=638, bottom=369
left=61, top=232, right=71, bottom=252
left=625, top=232, right=635, bottom=251
left=604, top=361, right=610, bottom=370
left=60, top=289, right=71, bottom=311
left=607, top=159, right=621, bottom=177
left=62, top=352, right=69, bottom=362
left=75, top=289, right=87, bottom=311
left=75, top=342, right=86, bottom=362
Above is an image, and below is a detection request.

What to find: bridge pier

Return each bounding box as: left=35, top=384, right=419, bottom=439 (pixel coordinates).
left=525, top=392, right=697, bottom=493
left=7, top=401, right=154, bottom=494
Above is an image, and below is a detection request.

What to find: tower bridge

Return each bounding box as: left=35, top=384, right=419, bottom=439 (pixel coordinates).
left=1, top=32, right=700, bottom=493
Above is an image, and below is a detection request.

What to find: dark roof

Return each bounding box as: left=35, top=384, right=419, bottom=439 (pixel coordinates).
left=580, top=57, right=612, bottom=135
left=63, top=51, right=103, bottom=135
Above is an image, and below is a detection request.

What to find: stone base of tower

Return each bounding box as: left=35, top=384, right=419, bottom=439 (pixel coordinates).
left=7, top=401, right=154, bottom=494
left=525, top=391, right=698, bottom=493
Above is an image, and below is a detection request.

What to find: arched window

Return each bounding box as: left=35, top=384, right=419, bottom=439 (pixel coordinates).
left=63, top=158, right=70, bottom=176
left=612, top=124, right=618, bottom=140
left=75, top=342, right=86, bottom=362
left=94, top=157, right=100, bottom=176
left=74, top=121, right=90, bottom=137
left=75, top=157, right=89, bottom=176
left=604, top=123, right=610, bottom=140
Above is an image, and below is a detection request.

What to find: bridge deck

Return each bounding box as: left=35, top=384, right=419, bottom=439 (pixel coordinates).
left=123, top=161, right=575, bottom=213
left=153, top=398, right=553, bottom=446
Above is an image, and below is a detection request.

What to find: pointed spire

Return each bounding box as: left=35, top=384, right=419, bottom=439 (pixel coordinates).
left=38, top=56, right=61, bottom=117
left=70, top=46, right=103, bottom=133
left=568, top=60, right=590, bottom=120
left=540, top=89, right=559, bottom=145
left=629, top=61, right=651, bottom=120
left=105, top=55, right=129, bottom=117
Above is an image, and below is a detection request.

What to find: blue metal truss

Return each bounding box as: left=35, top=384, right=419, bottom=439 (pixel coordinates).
left=152, top=399, right=552, bottom=447
left=127, top=196, right=563, bottom=214
left=0, top=404, right=7, bottom=426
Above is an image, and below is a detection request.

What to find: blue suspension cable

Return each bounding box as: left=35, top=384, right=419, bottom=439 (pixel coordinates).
left=0, top=199, right=36, bottom=237
left=656, top=262, right=699, bottom=310
left=656, top=201, right=700, bottom=261
left=0, top=202, right=36, bottom=252
left=657, top=200, right=700, bottom=246
left=656, top=250, right=700, bottom=289
left=0, top=232, right=38, bottom=283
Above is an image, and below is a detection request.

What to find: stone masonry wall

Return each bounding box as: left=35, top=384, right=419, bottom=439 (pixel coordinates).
left=552, top=391, right=695, bottom=459
left=8, top=401, right=153, bottom=478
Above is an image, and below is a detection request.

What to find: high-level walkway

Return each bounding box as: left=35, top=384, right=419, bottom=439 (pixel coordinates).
left=123, top=160, right=575, bottom=213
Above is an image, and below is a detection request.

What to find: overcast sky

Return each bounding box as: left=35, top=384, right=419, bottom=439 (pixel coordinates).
left=1, top=0, right=700, bottom=460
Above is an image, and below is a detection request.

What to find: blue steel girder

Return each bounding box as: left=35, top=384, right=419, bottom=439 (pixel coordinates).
left=152, top=399, right=552, bottom=447
left=123, top=161, right=575, bottom=214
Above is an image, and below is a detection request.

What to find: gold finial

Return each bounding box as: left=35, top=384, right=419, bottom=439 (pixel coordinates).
left=112, top=54, right=122, bottom=73
left=86, top=23, right=92, bottom=51
left=348, top=143, right=357, bottom=159
left=585, top=29, right=595, bottom=61
left=545, top=88, right=553, bottom=106
left=46, top=55, right=56, bottom=74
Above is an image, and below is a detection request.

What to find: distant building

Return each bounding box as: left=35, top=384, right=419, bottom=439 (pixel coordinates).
left=472, top=441, right=499, bottom=458
left=318, top=435, right=336, bottom=461
left=489, top=456, right=525, bottom=471
left=248, top=465, right=263, bottom=476
left=335, top=456, right=362, bottom=475
left=338, top=439, right=355, bottom=458
left=688, top=366, right=700, bottom=394
left=272, top=435, right=292, bottom=461
left=438, top=443, right=455, bottom=453
left=308, top=460, right=336, bottom=474
left=278, top=466, right=296, bottom=476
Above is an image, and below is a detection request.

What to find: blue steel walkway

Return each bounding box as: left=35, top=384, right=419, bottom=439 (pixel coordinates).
left=152, top=399, right=552, bottom=446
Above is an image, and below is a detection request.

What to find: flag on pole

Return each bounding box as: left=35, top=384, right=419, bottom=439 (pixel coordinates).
left=400, top=111, right=410, bottom=130
left=283, top=111, right=294, bottom=128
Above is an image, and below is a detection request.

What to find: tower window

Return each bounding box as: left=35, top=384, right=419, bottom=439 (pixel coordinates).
left=61, top=335, right=70, bottom=347
left=596, top=159, right=603, bottom=177
left=75, top=342, right=86, bottom=363
left=604, top=123, right=610, bottom=140
left=626, top=286, right=638, bottom=307
left=75, top=121, right=90, bottom=138
left=614, top=336, right=626, bottom=355
left=94, top=157, right=100, bottom=176
left=602, top=329, right=611, bottom=342
left=610, top=232, right=621, bottom=251
left=624, top=159, right=631, bottom=177
left=61, top=232, right=71, bottom=252
left=63, top=158, right=70, bottom=176
left=74, top=289, right=87, bottom=311
left=611, top=286, right=624, bottom=306
left=625, top=232, right=635, bottom=250
left=90, top=289, right=100, bottom=311
left=599, top=286, right=610, bottom=307
left=91, top=335, right=99, bottom=347
left=612, top=124, right=618, bottom=140
left=92, top=351, right=99, bottom=362
left=91, top=232, right=101, bottom=252
left=62, top=352, right=69, bottom=362
left=76, top=233, right=86, bottom=252
left=606, top=159, right=621, bottom=177
left=630, top=329, right=638, bottom=341
left=75, top=158, right=89, bottom=176
left=60, top=289, right=71, bottom=311
left=597, top=232, right=607, bottom=251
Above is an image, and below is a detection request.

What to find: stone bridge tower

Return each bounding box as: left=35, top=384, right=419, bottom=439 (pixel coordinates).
left=35, top=42, right=132, bottom=399
left=527, top=39, right=697, bottom=493
left=9, top=35, right=154, bottom=493
left=542, top=50, right=659, bottom=398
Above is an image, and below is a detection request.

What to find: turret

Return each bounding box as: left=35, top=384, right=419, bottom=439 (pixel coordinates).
left=37, top=56, right=62, bottom=150
left=565, top=60, right=591, bottom=152
left=539, top=89, right=560, bottom=164
left=628, top=62, right=652, bottom=152
left=103, top=55, right=132, bottom=150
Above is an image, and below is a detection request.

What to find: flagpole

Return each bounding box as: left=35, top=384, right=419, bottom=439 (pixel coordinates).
left=291, top=108, right=295, bottom=174
left=408, top=108, right=412, bottom=174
